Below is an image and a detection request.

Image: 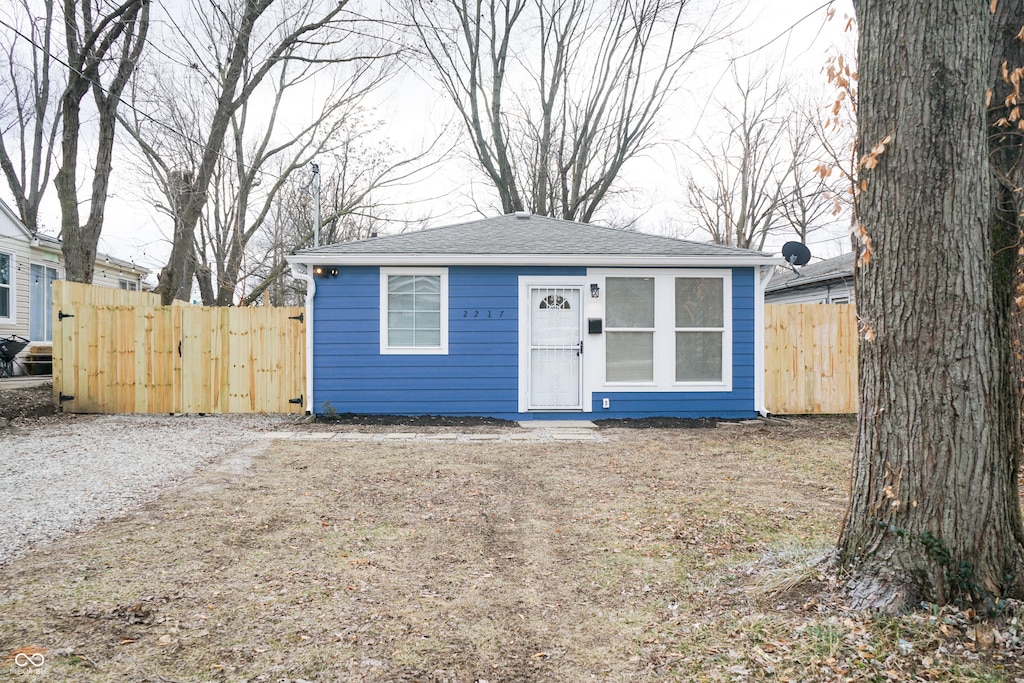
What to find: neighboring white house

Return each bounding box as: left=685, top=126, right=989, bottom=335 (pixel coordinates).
left=765, top=252, right=855, bottom=305
left=0, top=198, right=147, bottom=360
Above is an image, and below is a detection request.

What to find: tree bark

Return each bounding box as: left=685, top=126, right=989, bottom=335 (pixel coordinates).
left=838, top=0, right=1024, bottom=610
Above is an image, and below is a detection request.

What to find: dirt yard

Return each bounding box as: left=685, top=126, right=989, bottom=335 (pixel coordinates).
left=1, top=418, right=1021, bottom=682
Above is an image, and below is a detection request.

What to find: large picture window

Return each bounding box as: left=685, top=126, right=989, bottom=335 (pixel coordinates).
left=380, top=268, right=448, bottom=354
left=597, top=269, right=731, bottom=390
left=0, top=252, right=12, bottom=323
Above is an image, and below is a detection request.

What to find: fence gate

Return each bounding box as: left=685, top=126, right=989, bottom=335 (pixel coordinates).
left=52, top=282, right=305, bottom=414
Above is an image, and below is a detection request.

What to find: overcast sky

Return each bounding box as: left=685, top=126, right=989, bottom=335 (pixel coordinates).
left=2, top=0, right=857, bottom=278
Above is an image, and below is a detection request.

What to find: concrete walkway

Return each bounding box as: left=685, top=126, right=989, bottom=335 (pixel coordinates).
left=261, top=428, right=604, bottom=443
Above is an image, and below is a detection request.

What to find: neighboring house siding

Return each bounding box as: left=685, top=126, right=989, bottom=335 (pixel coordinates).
left=314, top=265, right=584, bottom=416
left=93, top=260, right=143, bottom=289
left=0, top=235, right=36, bottom=340
left=765, top=282, right=855, bottom=305
left=313, top=265, right=759, bottom=419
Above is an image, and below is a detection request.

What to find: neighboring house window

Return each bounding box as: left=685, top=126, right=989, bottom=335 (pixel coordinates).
left=380, top=268, right=448, bottom=354
left=831, top=296, right=850, bottom=304
left=605, top=277, right=655, bottom=382
left=119, top=279, right=138, bottom=291
left=599, top=270, right=731, bottom=389
left=0, top=252, right=12, bottom=323
left=674, top=277, right=724, bottom=382
left=29, top=264, right=59, bottom=341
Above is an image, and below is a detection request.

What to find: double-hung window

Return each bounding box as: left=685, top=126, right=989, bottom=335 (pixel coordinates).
left=0, top=252, right=12, bottom=324
left=674, top=277, right=724, bottom=382
left=600, top=270, right=731, bottom=389
left=380, top=268, right=448, bottom=354
left=605, top=277, right=655, bottom=383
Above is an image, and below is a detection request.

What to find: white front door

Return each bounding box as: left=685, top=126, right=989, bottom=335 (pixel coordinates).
left=528, top=286, right=583, bottom=410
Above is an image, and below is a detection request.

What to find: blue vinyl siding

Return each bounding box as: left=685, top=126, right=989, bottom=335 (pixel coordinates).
left=312, top=264, right=759, bottom=419
left=313, top=266, right=583, bottom=416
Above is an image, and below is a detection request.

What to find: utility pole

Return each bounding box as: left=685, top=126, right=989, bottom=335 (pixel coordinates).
left=311, top=161, right=321, bottom=248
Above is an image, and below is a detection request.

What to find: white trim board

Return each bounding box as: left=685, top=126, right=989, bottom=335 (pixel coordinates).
left=288, top=253, right=782, bottom=268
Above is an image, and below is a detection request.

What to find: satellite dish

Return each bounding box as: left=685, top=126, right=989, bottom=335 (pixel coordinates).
left=781, top=241, right=811, bottom=274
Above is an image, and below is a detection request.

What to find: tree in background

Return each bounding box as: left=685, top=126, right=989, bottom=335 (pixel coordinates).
left=684, top=61, right=852, bottom=252
left=55, top=0, right=150, bottom=284
left=0, top=0, right=62, bottom=233
left=121, top=0, right=394, bottom=306
left=120, top=0, right=401, bottom=304
left=405, top=0, right=734, bottom=223
left=683, top=66, right=791, bottom=250
left=837, top=0, right=1024, bottom=610
left=0, top=0, right=150, bottom=282
left=245, top=144, right=401, bottom=306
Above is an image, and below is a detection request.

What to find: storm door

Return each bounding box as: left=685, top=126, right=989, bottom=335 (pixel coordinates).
left=527, top=286, right=583, bottom=410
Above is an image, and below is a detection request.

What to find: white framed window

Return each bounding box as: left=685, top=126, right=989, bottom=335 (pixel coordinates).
left=592, top=269, right=732, bottom=391
left=380, top=267, right=448, bottom=354
left=0, top=251, right=13, bottom=325
left=605, top=276, right=656, bottom=383
left=119, top=279, right=138, bottom=291
left=674, top=276, right=725, bottom=383
left=29, top=263, right=59, bottom=341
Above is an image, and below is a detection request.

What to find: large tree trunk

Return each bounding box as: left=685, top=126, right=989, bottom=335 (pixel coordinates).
left=838, top=0, right=1024, bottom=610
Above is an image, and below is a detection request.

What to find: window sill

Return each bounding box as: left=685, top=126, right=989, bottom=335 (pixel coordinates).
left=380, top=346, right=448, bottom=356
left=600, top=382, right=731, bottom=393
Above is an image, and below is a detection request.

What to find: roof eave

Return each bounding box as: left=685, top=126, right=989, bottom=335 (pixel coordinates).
left=285, top=253, right=783, bottom=267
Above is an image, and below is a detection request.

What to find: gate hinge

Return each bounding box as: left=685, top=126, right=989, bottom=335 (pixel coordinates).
left=58, top=310, right=74, bottom=320
left=59, top=393, right=74, bottom=403
left=288, top=395, right=304, bottom=405
left=289, top=312, right=304, bottom=322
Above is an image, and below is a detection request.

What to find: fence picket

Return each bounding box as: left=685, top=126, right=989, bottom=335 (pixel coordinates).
left=764, top=303, right=859, bottom=415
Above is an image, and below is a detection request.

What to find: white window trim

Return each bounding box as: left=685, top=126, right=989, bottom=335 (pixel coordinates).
left=0, top=250, right=14, bottom=326
left=379, top=267, right=449, bottom=355
left=29, top=261, right=61, bottom=342
left=589, top=268, right=733, bottom=393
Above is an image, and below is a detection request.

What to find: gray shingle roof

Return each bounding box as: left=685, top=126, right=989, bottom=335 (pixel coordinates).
left=766, top=252, right=854, bottom=291
left=295, top=213, right=772, bottom=260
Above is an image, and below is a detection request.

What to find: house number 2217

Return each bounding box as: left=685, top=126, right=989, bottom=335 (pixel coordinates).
left=462, top=310, right=504, bottom=318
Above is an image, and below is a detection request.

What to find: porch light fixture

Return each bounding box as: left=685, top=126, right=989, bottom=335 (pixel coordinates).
left=313, top=266, right=339, bottom=278
left=590, top=283, right=600, bottom=298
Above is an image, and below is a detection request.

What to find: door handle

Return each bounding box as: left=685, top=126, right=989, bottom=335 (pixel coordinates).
left=577, top=339, right=583, bottom=356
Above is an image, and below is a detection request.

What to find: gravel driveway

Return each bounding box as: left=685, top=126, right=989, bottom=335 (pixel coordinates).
left=0, top=413, right=289, bottom=566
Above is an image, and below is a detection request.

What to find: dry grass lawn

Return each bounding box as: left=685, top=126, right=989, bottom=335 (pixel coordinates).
left=1, top=418, right=1022, bottom=682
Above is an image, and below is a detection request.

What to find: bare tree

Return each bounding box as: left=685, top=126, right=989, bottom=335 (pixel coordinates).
left=0, top=0, right=63, bottom=232
left=777, top=109, right=842, bottom=244
left=243, top=149, right=394, bottom=306
left=52, top=0, right=150, bottom=283
left=405, top=0, right=732, bottom=223
left=128, top=0, right=396, bottom=306
left=121, top=1, right=398, bottom=304
left=683, top=67, right=790, bottom=250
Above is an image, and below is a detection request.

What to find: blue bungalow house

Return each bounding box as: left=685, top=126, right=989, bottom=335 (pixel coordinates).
left=285, top=213, right=780, bottom=420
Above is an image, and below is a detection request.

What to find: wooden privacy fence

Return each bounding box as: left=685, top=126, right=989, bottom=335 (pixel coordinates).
left=52, top=281, right=305, bottom=414
left=764, top=303, right=859, bottom=415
